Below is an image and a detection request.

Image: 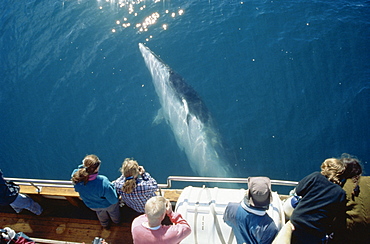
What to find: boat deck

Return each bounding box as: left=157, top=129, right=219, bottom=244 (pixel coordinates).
left=0, top=194, right=139, bottom=243
left=0, top=184, right=184, bottom=243
left=1, top=176, right=297, bottom=243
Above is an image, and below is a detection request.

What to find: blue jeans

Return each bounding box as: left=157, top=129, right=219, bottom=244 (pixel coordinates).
left=91, top=201, right=121, bottom=227
left=10, top=193, right=43, bottom=215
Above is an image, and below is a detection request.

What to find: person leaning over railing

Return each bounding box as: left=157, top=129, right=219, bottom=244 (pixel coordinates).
left=71, top=154, right=120, bottom=230
left=337, top=154, right=368, bottom=244
left=341, top=175, right=370, bottom=244
left=114, top=158, right=158, bottom=213
left=289, top=154, right=362, bottom=244
left=0, top=169, right=43, bottom=216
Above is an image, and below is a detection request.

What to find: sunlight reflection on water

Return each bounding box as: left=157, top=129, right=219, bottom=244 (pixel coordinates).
left=98, top=0, right=184, bottom=42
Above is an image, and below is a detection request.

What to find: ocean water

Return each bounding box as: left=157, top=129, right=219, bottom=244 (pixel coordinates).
left=1, top=0, right=369, bottom=187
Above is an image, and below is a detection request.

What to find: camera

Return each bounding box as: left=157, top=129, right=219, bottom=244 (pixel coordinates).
left=92, top=237, right=103, bottom=244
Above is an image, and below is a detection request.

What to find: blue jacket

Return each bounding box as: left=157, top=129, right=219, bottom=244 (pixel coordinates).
left=72, top=169, right=118, bottom=209
left=223, top=202, right=278, bottom=244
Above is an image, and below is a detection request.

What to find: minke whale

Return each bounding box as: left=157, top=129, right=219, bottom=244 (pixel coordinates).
left=138, top=43, right=232, bottom=177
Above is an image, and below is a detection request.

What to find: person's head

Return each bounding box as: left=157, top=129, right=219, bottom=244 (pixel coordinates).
left=243, top=177, right=272, bottom=210
left=82, top=154, right=101, bottom=174
left=320, top=158, right=346, bottom=185
left=340, top=153, right=362, bottom=181
left=339, top=153, right=363, bottom=197
left=71, top=154, right=101, bottom=184
left=120, top=158, right=140, bottom=194
left=145, top=196, right=167, bottom=227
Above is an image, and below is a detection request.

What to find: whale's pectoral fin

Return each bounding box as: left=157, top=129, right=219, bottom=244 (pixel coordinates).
left=153, top=108, right=164, bottom=125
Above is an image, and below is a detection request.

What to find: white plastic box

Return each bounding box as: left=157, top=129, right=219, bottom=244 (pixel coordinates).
left=175, top=186, right=284, bottom=244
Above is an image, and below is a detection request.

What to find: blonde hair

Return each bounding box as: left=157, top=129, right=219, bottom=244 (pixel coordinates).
left=145, top=196, right=167, bottom=223
left=120, top=158, right=139, bottom=194
left=71, top=154, right=101, bottom=185
left=320, top=158, right=346, bottom=185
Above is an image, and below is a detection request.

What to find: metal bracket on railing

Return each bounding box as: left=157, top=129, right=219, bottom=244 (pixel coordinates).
left=30, top=182, right=42, bottom=194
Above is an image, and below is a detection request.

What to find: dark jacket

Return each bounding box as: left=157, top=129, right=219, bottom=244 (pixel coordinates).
left=290, top=172, right=346, bottom=244
left=0, top=169, right=19, bottom=206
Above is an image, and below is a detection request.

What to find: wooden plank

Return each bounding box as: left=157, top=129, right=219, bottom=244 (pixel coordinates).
left=161, top=189, right=183, bottom=202
left=20, top=185, right=79, bottom=197
left=19, top=186, right=183, bottom=201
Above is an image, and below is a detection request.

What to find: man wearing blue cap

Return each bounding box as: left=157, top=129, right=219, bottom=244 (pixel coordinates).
left=223, top=176, right=278, bottom=244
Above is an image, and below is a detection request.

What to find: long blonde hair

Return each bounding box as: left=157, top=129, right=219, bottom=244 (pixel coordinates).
left=320, top=158, right=346, bottom=185
left=120, top=158, right=139, bottom=194
left=71, top=154, right=101, bottom=185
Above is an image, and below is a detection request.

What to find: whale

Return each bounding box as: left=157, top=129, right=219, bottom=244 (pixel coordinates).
left=138, top=43, right=232, bottom=177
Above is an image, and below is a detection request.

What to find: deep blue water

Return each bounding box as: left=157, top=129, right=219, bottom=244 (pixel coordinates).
left=1, top=0, right=369, bottom=186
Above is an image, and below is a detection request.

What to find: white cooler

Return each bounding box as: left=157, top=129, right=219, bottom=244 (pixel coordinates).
left=175, top=186, right=284, bottom=244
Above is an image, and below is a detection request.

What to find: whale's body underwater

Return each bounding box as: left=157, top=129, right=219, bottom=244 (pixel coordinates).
left=138, top=43, right=232, bottom=177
